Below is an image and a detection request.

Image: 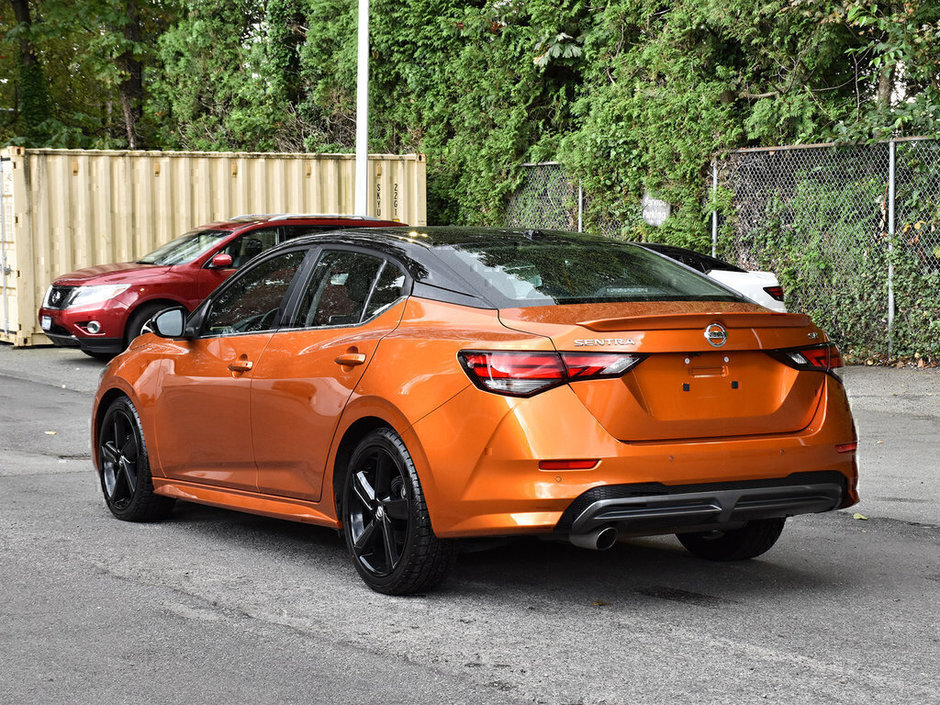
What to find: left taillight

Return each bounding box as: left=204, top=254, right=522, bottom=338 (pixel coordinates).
left=458, top=350, right=645, bottom=397
left=768, top=343, right=843, bottom=374
left=763, top=285, right=785, bottom=302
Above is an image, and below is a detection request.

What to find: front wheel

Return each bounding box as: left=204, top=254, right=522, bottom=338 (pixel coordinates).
left=97, top=396, right=174, bottom=522
left=342, top=428, right=457, bottom=594
left=124, top=302, right=178, bottom=348
left=677, top=517, right=786, bottom=561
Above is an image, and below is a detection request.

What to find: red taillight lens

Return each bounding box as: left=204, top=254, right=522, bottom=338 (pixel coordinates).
left=561, top=352, right=642, bottom=380
left=769, top=343, right=843, bottom=374
left=763, top=285, right=785, bottom=301
left=458, top=351, right=645, bottom=397
left=458, top=351, right=564, bottom=396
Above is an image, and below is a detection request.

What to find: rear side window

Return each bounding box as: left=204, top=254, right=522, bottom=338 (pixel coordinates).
left=435, top=240, right=742, bottom=306
left=290, top=250, right=402, bottom=328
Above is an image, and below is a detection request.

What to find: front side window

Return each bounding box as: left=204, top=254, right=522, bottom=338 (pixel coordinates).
left=290, top=251, right=404, bottom=329
left=204, top=250, right=307, bottom=335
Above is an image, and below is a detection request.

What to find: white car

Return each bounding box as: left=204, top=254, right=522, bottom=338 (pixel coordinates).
left=638, top=243, right=787, bottom=312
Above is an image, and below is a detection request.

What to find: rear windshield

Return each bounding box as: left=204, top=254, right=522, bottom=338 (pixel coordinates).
left=137, top=229, right=229, bottom=265
left=435, top=239, right=742, bottom=306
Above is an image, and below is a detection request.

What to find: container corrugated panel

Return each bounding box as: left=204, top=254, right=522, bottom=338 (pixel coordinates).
left=1, top=155, right=17, bottom=342
left=0, top=147, right=426, bottom=346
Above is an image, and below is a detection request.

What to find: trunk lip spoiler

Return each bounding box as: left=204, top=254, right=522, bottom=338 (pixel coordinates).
left=578, top=311, right=811, bottom=332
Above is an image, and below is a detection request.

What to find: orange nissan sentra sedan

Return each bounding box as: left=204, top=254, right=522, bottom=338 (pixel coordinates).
left=93, top=227, right=858, bottom=594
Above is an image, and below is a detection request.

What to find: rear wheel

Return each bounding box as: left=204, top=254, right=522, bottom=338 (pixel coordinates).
left=97, top=396, right=174, bottom=522
left=342, top=428, right=457, bottom=594
left=677, top=518, right=786, bottom=561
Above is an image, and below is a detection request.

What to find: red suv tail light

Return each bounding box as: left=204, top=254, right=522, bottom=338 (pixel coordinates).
left=768, top=343, right=843, bottom=374
left=458, top=350, right=645, bottom=397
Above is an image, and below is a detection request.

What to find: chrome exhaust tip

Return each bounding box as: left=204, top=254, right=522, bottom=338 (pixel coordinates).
left=569, top=525, right=618, bottom=551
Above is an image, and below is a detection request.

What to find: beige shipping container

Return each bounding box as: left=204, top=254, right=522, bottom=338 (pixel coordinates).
left=0, top=147, right=427, bottom=346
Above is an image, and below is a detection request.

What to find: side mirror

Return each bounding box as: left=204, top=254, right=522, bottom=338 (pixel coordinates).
left=151, top=307, right=186, bottom=338
left=208, top=253, right=233, bottom=269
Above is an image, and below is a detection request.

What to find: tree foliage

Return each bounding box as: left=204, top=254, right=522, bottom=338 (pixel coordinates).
left=3, top=0, right=939, bottom=235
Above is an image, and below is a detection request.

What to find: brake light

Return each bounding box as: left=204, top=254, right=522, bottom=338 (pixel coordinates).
left=458, top=350, right=645, bottom=397
left=763, top=285, right=785, bottom=301
left=768, top=343, right=843, bottom=374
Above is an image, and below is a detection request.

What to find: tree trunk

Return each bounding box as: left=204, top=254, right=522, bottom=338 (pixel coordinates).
left=118, top=0, right=144, bottom=149
left=9, top=0, right=52, bottom=140
left=877, top=65, right=895, bottom=109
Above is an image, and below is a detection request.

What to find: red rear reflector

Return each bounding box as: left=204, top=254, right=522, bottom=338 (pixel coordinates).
left=835, top=442, right=857, bottom=453
left=763, top=285, right=785, bottom=301
left=539, top=459, right=598, bottom=470
left=458, top=350, right=645, bottom=397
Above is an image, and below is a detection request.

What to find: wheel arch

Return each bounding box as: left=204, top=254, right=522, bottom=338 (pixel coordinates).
left=331, top=416, right=397, bottom=518
left=92, top=382, right=140, bottom=467
left=123, top=298, right=189, bottom=339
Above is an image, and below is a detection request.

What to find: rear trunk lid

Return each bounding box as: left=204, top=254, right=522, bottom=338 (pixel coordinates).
left=499, top=301, right=826, bottom=442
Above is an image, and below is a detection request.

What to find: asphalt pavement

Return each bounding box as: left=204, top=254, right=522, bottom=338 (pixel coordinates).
left=0, top=344, right=937, bottom=704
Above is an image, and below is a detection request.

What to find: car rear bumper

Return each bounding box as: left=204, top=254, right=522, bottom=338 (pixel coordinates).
left=555, top=471, right=846, bottom=538
left=409, top=374, right=858, bottom=538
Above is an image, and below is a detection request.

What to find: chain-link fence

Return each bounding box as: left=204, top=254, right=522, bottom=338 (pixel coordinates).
left=505, top=162, right=582, bottom=231
left=507, top=142, right=940, bottom=360
left=717, top=138, right=940, bottom=360
left=505, top=162, right=630, bottom=236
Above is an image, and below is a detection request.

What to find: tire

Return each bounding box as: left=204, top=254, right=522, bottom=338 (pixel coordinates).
left=124, top=302, right=176, bottom=348
left=342, top=428, right=457, bottom=595
left=97, top=396, right=174, bottom=522
left=82, top=350, right=115, bottom=362
left=677, top=517, right=786, bottom=561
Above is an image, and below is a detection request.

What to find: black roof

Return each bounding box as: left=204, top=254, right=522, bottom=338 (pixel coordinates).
left=274, top=226, right=742, bottom=309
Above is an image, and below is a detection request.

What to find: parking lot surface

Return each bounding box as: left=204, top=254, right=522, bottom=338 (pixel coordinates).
left=1, top=344, right=937, bottom=704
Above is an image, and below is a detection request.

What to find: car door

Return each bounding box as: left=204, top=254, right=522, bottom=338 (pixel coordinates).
left=250, top=249, right=409, bottom=501
left=152, top=247, right=309, bottom=491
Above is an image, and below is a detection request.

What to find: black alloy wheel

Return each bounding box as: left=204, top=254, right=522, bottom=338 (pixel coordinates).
left=97, top=396, right=174, bottom=522
left=342, top=428, right=456, bottom=595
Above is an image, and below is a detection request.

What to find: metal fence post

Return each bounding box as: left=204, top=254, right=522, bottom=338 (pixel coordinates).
left=711, top=159, right=718, bottom=257
left=578, top=180, right=583, bottom=233
left=888, top=140, right=895, bottom=357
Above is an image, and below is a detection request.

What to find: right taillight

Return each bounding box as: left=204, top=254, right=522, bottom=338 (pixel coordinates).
left=768, top=343, right=843, bottom=375
left=458, top=350, right=645, bottom=397
left=763, top=285, right=785, bottom=301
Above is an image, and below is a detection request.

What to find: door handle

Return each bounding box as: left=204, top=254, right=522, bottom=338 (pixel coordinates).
left=228, top=359, right=254, bottom=372
left=334, top=353, right=367, bottom=367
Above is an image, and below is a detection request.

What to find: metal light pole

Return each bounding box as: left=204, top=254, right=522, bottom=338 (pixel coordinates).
left=354, top=0, right=369, bottom=216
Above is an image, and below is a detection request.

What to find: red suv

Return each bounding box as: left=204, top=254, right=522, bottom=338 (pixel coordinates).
left=38, top=214, right=404, bottom=359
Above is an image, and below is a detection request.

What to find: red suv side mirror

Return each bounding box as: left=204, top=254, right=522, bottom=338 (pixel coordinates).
left=208, top=253, right=233, bottom=269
